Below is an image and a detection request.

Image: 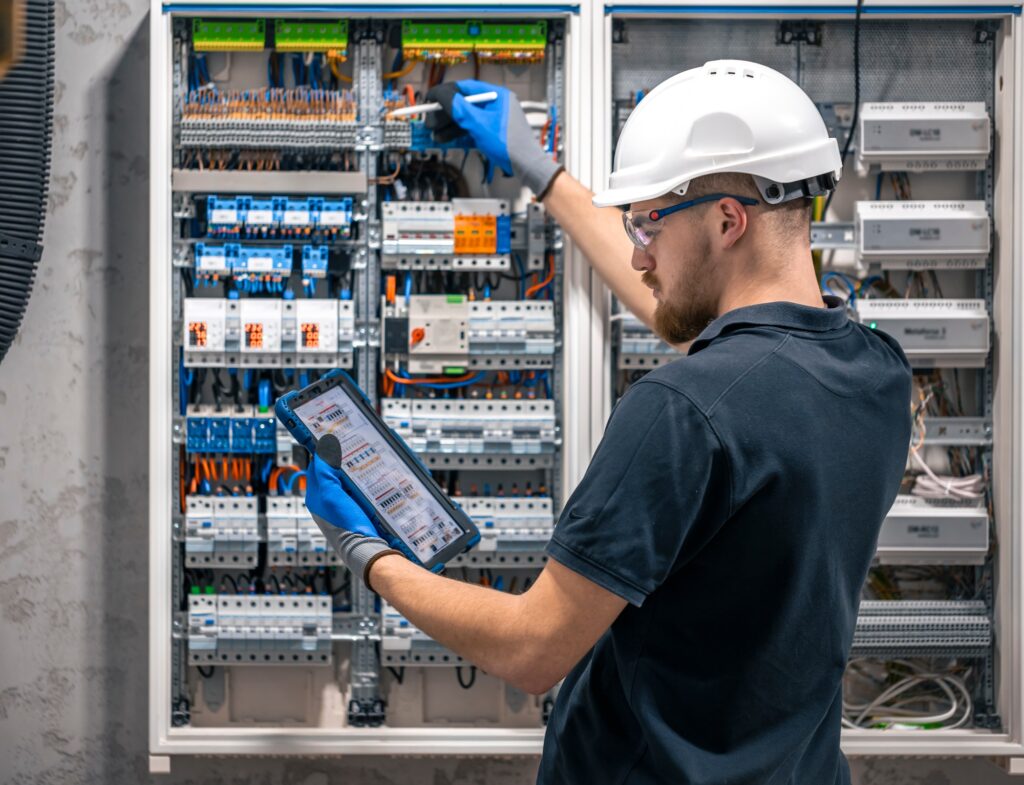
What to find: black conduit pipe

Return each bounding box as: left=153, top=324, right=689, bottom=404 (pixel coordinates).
left=0, top=0, right=55, bottom=365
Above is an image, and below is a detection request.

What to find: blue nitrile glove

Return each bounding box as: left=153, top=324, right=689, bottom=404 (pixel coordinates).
left=305, top=434, right=401, bottom=587
left=425, top=79, right=563, bottom=197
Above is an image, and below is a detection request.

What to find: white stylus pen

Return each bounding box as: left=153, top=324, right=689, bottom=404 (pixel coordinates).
left=385, top=91, right=499, bottom=119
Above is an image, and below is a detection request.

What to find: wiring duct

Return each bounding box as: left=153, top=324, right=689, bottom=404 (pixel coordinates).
left=0, top=0, right=54, bottom=365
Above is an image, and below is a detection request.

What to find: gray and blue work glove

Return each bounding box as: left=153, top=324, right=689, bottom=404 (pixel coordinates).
left=305, top=434, right=400, bottom=588
left=425, top=79, right=563, bottom=198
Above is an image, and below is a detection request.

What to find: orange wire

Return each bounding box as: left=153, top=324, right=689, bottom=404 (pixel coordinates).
left=525, top=255, right=555, bottom=298
left=403, top=84, right=416, bottom=107
left=269, top=466, right=283, bottom=494
left=179, top=447, right=187, bottom=512
left=384, top=369, right=480, bottom=386
left=383, top=61, right=417, bottom=80
left=244, top=461, right=251, bottom=483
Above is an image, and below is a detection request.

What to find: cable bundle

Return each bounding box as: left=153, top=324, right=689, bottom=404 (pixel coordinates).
left=0, top=0, right=54, bottom=365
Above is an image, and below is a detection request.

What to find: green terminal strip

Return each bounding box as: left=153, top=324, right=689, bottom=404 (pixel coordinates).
left=274, top=19, right=349, bottom=53
left=192, top=18, right=266, bottom=52
left=401, top=19, right=547, bottom=55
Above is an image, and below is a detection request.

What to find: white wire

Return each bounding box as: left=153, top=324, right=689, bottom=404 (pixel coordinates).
left=842, top=664, right=973, bottom=730
left=909, top=450, right=984, bottom=500
left=520, top=101, right=548, bottom=112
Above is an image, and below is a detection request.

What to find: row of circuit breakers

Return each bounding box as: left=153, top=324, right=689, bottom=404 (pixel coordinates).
left=184, top=197, right=553, bottom=370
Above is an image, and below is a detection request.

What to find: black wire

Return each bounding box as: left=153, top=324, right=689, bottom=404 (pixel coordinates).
left=822, top=1, right=863, bottom=217
left=197, top=665, right=215, bottom=678
left=455, top=666, right=477, bottom=690
left=219, top=574, right=239, bottom=594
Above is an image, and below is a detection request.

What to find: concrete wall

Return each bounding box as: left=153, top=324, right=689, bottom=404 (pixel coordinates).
left=0, top=2, right=1019, bottom=783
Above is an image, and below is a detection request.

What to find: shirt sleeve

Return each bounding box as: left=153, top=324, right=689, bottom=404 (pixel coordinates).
left=545, top=381, right=730, bottom=606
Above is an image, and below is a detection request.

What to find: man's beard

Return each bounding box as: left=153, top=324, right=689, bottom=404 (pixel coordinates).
left=642, top=247, right=717, bottom=344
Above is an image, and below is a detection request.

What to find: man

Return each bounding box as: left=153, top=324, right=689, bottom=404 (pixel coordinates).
left=307, top=61, right=912, bottom=784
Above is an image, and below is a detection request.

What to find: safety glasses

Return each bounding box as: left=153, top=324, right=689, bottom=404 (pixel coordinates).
left=622, top=193, right=761, bottom=250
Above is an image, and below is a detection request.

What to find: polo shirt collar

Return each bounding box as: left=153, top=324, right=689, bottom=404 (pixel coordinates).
left=688, top=295, right=848, bottom=355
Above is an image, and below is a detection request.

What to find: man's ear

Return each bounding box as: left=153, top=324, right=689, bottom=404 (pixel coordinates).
left=715, top=197, right=750, bottom=250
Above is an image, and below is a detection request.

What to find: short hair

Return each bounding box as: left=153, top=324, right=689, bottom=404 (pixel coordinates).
left=681, top=172, right=812, bottom=242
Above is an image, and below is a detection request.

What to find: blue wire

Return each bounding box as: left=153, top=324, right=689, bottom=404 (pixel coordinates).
left=875, top=172, right=884, bottom=200
left=512, top=253, right=527, bottom=299
left=404, top=273, right=412, bottom=304
left=821, top=271, right=858, bottom=303
left=282, top=470, right=306, bottom=494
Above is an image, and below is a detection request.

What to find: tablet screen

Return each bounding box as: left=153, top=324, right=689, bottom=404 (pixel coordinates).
left=292, top=385, right=465, bottom=562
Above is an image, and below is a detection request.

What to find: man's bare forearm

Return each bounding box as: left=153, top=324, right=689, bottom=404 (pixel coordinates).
left=541, top=171, right=657, bottom=329
left=369, top=554, right=626, bottom=694
left=370, top=554, right=540, bottom=688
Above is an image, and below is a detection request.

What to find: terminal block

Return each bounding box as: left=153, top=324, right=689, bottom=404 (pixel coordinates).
left=615, top=311, right=675, bottom=369
left=273, top=19, right=348, bottom=54
left=855, top=299, right=989, bottom=368
left=187, top=592, right=333, bottom=665
left=386, top=295, right=555, bottom=372
left=401, top=19, right=547, bottom=65
left=381, top=398, right=557, bottom=466
left=206, top=196, right=353, bottom=239
left=266, top=496, right=340, bottom=567
left=855, top=201, right=990, bottom=269
left=184, top=495, right=260, bottom=568
left=851, top=600, right=991, bottom=658
left=194, top=242, right=237, bottom=282
left=857, top=102, right=990, bottom=173
left=381, top=199, right=512, bottom=270
left=180, top=90, right=359, bottom=151
left=877, top=495, right=989, bottom=566
left=233, top=244, right=293, bottom=288
left=185, top=405, right=276, bottom=454
left=192, top=18, right=266, bottom=52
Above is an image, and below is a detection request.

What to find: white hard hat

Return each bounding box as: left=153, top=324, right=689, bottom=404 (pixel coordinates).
left=593, top=60, right=842, bottom=208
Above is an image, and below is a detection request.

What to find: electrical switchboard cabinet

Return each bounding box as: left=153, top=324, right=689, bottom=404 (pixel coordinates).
left=150, top=0, right=591, bottom=763
left=150, top=0, right=1024, bottom=770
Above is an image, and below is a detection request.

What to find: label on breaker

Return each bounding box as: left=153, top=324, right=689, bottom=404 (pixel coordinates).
left=246, top=256, right=275, bottom=272
left=246, top=209, right=275, bottom=226
left=209, top=208, right=238, bottom=225
left=319, top=211, right=348, bottom=226
left=196, top=253, right=227, bottom=272
left=283, top=210, right=311, bottom=226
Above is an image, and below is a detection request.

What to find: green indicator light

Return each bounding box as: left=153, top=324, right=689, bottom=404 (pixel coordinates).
left=869, top=321, right=878, bottom=329
left=443, top=366, right=467, bottom=376
left=446, top=294, right=465, bottom=304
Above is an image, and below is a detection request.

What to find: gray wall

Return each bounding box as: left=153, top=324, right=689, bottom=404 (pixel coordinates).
left=0, top=2, right=1018, bottom=783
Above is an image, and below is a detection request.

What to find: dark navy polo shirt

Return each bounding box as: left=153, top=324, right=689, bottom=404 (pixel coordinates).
left=539, top=296, right=912, bottom=785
